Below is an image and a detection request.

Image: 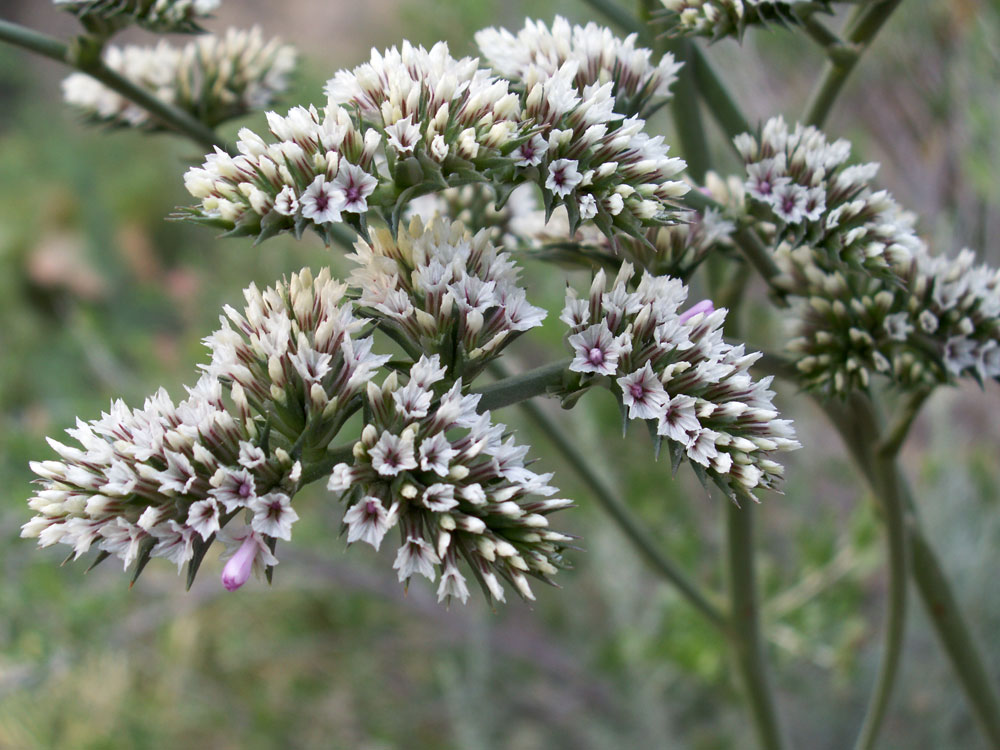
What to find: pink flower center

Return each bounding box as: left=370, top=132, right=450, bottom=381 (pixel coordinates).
left=587, top=347, right=605, bottom=365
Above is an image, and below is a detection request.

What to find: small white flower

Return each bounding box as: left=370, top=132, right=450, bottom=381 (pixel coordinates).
left=370, top=431, right=418, bottom=476
left=437, top=562, right=470, bottom=604
left=301, top=174, right=345, bottom=224
left=274, top=185, right=299, bottom=216
left=385, top=114, right=423, bottom=154
left=545, top=158, right=583, bottom=197
left=249, top=491, right=299, bottom=540
left=332, top=162, right=378, bottom=214
left=419, top=432, right=458, bottom=476
left=579, top=193, right=598, bottom=220
left=657, top=394, right=700, bottom=443
left=686, top=428, right=720, bottom=467
left=342, top=496, right=394, bottom=550
left=186, top=498, right=221, bottom=540
left=421, top=483, right=458, bottom=512
left=617, top=362, right=668, bottom=421
left=513, top=134, right=546, bottom=167
left=393, top=535, right=440, bottom=582
left=770, top=182, right=807, bottom=224
left=430, top=134, right=449, bottom=161
left=568, top=322, right=626, bottom=376
left=238, top=441, right=267, bottom=470
left=883, top=312, right=914, bottom=341
left=210, top=467, right=257, bottom=511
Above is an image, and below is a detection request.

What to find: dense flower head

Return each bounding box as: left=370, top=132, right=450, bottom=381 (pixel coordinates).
left=21, top=373, right=298, bottom=582
left=735, top=116, right=922, bottom=279
left=62, top=28, right=296, bottom=131
left=202, top=267, right=390, bottom=448
left=561, top=264, right=799, bottom=500
left=327, top=356, right=574, bottom=605
left=182, top=27, right=688, bottom=246
left=405, top=184, right=539, bottom=245
left=22, top=268, right=388, bottom=586
left=782, top=241, right=1000, bottom=393
left=475, top=16, right=682, bottom=117
left=659, top=0, right=835, bottom=41
left=510, top=200, right=735, bottom=279
left=347, top=216, right=546, bottom=378
left=54, top=0, right=219, bottom=34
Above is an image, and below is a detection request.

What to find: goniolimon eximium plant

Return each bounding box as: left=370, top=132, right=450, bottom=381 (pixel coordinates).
left=3, top=1, right=1000, bottom=748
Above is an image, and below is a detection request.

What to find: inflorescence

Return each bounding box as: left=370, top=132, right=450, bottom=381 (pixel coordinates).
left=181, top=30, right=688, bottom=246
left=659, top=0, right=836, bottom=41
left=54, top=0, right=220, bottom=35
left=62, top=27, right=296, bottom=130
left=735, top=117, right=1000, bottom=394
left=561, top=264, right=799, bottom=500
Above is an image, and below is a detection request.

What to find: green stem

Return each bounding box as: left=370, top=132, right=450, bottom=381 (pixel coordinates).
left=803, top=0, right=904, bottom=127
left=298, top=442, right=356, bottom=486
left=0, top=19, right=226, bottom=152
left=876, top=387, right=931, bottom=458
left=515, top=395, right=730, bottom=633
left=472, top=359, right=571, bottom=412
left=666, top=39, right=711, bottom=182
left=690, top=44, right=752, bottom=145
left=908, top=521, right=1000, bottom=748
left=580, top=0, right=643, bottom=35
left=726, top=500, right=788, bottom=750
left=833, top=395, right=909, bottom=750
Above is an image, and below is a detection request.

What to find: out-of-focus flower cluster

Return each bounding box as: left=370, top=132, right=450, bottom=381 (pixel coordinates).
left=732, top=117, right=1000, bottom=394
left=327, top=356, right=574, bottom=605
left=54, top=0, right=219, bottom=35
left=22, top=268, right=387, bottom=589
left=510, top=199, right=735, bottom=279
left=181, top=25, right=689, bottom=246
left=475, top=15, right=682, bottom=117
left=561, top=264, right=799, bottom=500
left=62, top=27, right=296, bottom=130
left=659, top=0, right=834, bottom=41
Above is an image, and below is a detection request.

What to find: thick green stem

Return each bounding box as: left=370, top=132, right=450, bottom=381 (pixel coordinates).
left=834, top=395, right=909, bottom=750
left=876, top=387, right=931, bottom=458
left=0, top=19, right=226, bottom=152
left=472, top=359, right=571, bottom=412
left=803, top=0, right=904, bottom=127
left=516, top=395, right=730, bottom=632
left=580, top=0, right=643, bottom=35
left=726, top=501, right=788, bottom=750
left=690, top=44, right=752, bottom=146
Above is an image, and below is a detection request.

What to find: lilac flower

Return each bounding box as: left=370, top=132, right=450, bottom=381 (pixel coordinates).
left=332, top=162, right=378, bottom=213
left=301, top=175, right=345, bottom=224
left=618, top=362, right=668, bottom=421
left=569, top=322, right=628, bottom=376
left=249, top=492, right=299, bottom=540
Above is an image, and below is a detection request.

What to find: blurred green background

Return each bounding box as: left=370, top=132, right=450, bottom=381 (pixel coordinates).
left=1, top=0, right=999, bottom=747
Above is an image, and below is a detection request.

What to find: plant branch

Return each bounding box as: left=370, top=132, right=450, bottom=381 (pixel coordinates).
left=580, top=0, right=643, bottom=35
left=514, top=394, right=731, bottom=633
left=803, top=0, right=904, bottom=127
left=472, top=359, right=571, bottom=412
left=690, top=44, right=752, bottom=146
left=726, top=500, right=788, bottom=750
left=876, top=386, right=931, bottom=458
left=666, top=39, right=711, bottom=182
left=0, top=19, right=227, bottom=152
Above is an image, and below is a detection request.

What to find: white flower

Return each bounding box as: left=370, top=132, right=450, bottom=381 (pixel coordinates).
left=370, top=431, right=418, bottom=476
left=513, top=134, right=546, bottom=167
left=437, top=562, right=470, bottom=604
left=579, top=193, right=598, bottom=220
left=770, top=182, right=807, bottom=224
left=186, top=498, right=221, bottom=540
left=342, top=496, right=395, bottom=550
left=545, top=158, right=583, bottom=197
left=884, top=312, right=914, bottom=341
left=384, top=114, right=423, bottom=154
left=249, top=491, right=299, bottom=540
left=274, top=185, right=299, bottom=216
left=393, top=535, right=440, bottom=582
left=430, top=134, right=449, bottom=161
left=332, top=162, right=378, bottom=213
left=617, top=362, right=668, bottom=421
left=301, top=174, right=345, bottom=224
left=657, top=394, right=700, bottom=442
left=569, top=322, right=627, bottom=376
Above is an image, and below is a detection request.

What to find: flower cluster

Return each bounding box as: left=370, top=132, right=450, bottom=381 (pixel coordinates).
left=561, top=264, right=799, bottom=499
left=659, top=0, right=835, bottom=41
left=782, top=240, right=1000, bottom=393
left=735, top=116, right=923, bottom=279
left=182, top=27, right=688, bottom=246
left=405, top=184, right=539, bottom=245
left=510, top=201, right=735, bottom=279
left=328, top=356, right=574, bottom=605
left=22, top=268, right=389, bottom=589
left=475, top=15, right=682, bottom=117
left=346, top=216, right=546, bottom=379
left=62, top=28, right=296, bottom=131
left=733, top=117, right=1000, bottom=394
left=53, top=0, right=219, bottom=35
left=22, top=373, right=298, bottom=586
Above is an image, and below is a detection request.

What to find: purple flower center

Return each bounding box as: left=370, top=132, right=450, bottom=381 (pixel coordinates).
left=365, top=499, right=379, bottom=516
left=782, top=194, right=796, bottom=213
left=345, top=184, right=362, bottom=202
left=587, top=347, right=605, bottom=365
left=238, top=481, right=252, bottom=498
left=314, top=191, right=329, bottom=210
left=629, top=383, right=645, bottom=400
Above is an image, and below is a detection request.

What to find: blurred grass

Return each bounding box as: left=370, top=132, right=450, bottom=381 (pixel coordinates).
left=1, top=1, right=1000, bottom=748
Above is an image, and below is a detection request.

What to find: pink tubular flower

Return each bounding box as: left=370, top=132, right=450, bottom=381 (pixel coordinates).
left=678, top=299, right=715, bottom=324
left=221, top=534, right=258, bottom=591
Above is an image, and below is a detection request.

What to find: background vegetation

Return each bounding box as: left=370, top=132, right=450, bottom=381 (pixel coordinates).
left=1, top=0, right=999, bottom=747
